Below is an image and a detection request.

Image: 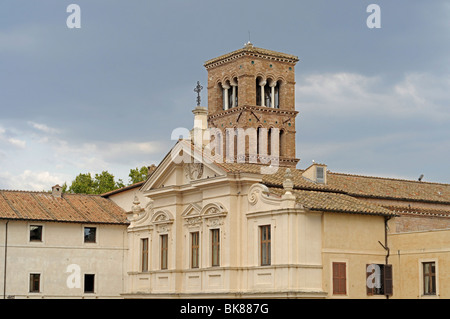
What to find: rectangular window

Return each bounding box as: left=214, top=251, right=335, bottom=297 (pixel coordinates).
left=29, top=274, right=40, bottom=293
left=316, top=167, right=325, bottom=183
left=332, top=262, right=346, bottom=295
left=30, top=225, right=43, bottom=242
left=161, top=234, right=168, bottom=270
left=366, top=264, right=393, bottom=296
left=141, top=238, right=149, bottom=272
left=84, top=274, right=95, bottom=293
left=84, top=227, right=96, bottom=243
left=191, top=232, right=199, bottom=269
left=260, top=225, right=271, bottom=266
left=211, top=229, right=220, bottom=267
left=423, top=262, right=436, bottom=295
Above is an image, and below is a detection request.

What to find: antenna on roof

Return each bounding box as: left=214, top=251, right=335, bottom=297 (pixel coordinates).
left=418, top=174, right=424, bottom=182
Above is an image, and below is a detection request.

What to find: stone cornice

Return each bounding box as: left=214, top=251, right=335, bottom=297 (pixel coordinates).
left=207, top=105, right=298, bottom=120
left=204, top=44, right=299, bottom=69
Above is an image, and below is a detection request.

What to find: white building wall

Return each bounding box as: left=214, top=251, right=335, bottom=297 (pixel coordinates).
left=0, top=220, right=127, bottom=299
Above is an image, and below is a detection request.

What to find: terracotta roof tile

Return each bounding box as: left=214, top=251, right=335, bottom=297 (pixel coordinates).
left=0, top=190, right=128, bottom=224
left=216, top=163, right=450, bottom=204
left=326, top=172, right=450, bottom=204
left=269, top=187, right=395, bottom=216
left=101, top=181, right=145, bottom=197
left=383, top=205, right=450, bottom=217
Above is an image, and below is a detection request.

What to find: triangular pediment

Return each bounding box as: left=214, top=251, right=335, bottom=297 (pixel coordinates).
left=140, top=140, right=227, bottom=192
left=181, top=203, right=202, bottom=218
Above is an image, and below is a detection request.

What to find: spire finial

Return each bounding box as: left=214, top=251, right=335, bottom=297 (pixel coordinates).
left=194, top=81, right=203, bottom=106
left=283, top=168, right=294, bottom=192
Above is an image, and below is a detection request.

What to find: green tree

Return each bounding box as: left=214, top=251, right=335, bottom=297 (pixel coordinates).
left=67, top=171, right=124, bottom=194
left=68, top=173, right=95, bottom=194
left=128, top=166, right=149, bottom=185
left=94, top=171, right=117, bottom=194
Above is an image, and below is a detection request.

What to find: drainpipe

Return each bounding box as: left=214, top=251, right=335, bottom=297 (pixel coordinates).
left=378, top=216, right=392, bottom=299
left=3, top=220, right=9, bottom=299
left=378, top=216, right=391, bottom=264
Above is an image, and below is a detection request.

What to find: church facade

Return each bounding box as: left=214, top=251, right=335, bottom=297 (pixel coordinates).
left=104, top=44, right=450, bottom=299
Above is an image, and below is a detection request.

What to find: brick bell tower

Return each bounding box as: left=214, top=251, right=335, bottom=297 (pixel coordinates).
left=204, top=42, right=300, bottom=167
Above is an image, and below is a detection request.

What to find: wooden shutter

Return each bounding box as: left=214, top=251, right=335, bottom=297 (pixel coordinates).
left=383, top=264, right=393, bottom=296
left=333, top=262, right=346, bottom=295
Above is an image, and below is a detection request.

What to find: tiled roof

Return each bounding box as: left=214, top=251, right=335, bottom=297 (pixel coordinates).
left=217, top=163, right=450, bottom=204
left=0, top=190, right=128, bottom=224
left=215, top=162, right=450, bottom=216
left=326, top=172, right=450, bottom=204
left=268, top=187, right=395, bottom=216
left=383, top=205, right=450, bottom=218
left=101, top=181, right=145, bottom=197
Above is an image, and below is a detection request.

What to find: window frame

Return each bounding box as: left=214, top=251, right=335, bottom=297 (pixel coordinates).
left=332, top=262, right=347, bottom=296
left=160, top=234, right=168, bottom=270
left=83, top=226, right=97, bottom=244
left=260, top=225, right=271, bottom=266
left=141, top=238, right=149, bottom=272
left=84, top=274, right=95, bottom=294
left=191, top=231, right=200, bottom=269
left=423, top=261, right=436, bottom=296
left=29, top=224, right=43, bottom=242
left=211, top=229, right=220, bottom=267
left=366, top=263, right=393, bottom=296
left=29, top=273, right=41, bottom=293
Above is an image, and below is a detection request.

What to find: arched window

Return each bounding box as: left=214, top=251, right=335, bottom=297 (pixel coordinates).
left=264, top=85, right=271, bottom=107
left=256, top=76, right=267, bottom=106
left=231, top=78, right=238, bottom=108
left=274, top=81, right=280, bottom=109
left=221, top=81, right=231, bottom=110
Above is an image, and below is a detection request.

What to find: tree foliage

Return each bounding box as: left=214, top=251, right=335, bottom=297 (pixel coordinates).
left=68, top=173, right=95, bottom=194
left=67, top=171, right=124, bottom=195
left=128, top=166, right=149, bottom=185
left=65, top=166, right=150, bottom=195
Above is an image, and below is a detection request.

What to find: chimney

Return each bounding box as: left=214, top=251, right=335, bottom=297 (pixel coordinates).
left=52, top=184, right=62, bottom=198
left=147, top=164, right=157, bottom=177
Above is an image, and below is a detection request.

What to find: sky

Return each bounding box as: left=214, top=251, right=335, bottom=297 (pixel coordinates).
left=0, top=0, right=449, bottom=191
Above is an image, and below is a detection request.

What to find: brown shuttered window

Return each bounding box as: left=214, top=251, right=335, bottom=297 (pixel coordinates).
left=332, top=262, right=346, bottom=295
left=384, top=265, right=393, bottom=296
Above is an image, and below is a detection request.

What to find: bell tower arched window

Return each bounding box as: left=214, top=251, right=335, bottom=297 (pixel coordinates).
left=221, top=78, right=238, bottom=110
left=256, top=78, right=280, bottom=108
